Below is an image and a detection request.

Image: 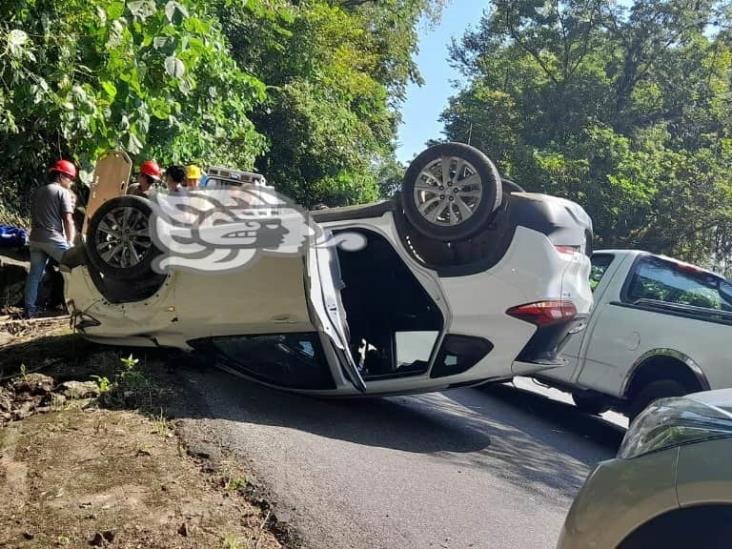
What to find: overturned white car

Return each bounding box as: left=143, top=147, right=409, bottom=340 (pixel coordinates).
left=63, top=143, right=593, bottom=396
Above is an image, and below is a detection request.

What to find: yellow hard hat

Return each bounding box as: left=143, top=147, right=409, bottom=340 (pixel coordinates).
left=186, top=164, right=202, bottom=180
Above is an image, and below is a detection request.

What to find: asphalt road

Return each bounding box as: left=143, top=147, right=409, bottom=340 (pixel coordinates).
left=179, top=370, right=627, bottom=549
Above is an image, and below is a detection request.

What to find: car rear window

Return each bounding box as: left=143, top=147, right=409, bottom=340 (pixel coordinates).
left=590, top=253, right=614, bottom=292
left=626, top=256, right=732, bottom=312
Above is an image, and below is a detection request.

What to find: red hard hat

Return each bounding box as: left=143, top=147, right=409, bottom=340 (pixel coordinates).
left=49, top=159, right=77, bottom=179
left=140, top=160, right=162, bottom=180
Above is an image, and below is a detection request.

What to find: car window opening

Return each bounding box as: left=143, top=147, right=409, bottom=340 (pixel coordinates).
left=194, top=333, right=337, bottom=390
left=590, top=253, right=615, bottom=292
left=628, top=256, right=732, bottom=312
left=333, top=229, right=444, bottom=381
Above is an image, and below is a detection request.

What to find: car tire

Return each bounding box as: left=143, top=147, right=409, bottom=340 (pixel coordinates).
left=627, top=379, right=688, bottom=422
left=402, top=143, right=502, bottom=242
left=86, top=195, right=160, bottom=281
left=619, top=506, right=732, bottom=549
left=571, top=391, right=610, bottom=415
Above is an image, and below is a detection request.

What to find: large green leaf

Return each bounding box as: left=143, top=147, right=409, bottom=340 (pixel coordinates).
left=164, top=56, right=185, bottom=78
left=127, top=0, right=156, bottom=21
left=105, top=1, right=125, bottom=19
left=165, top=1, right=188, bottom=22
left=101, top=81, right=117, bottom=100
left=127, top=132, right=144, bottom=155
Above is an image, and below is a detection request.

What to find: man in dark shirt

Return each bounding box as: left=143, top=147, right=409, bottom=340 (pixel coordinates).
left=23, top=160, right=77, bottom=318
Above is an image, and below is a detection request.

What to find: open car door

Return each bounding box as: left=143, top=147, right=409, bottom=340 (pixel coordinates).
left=306, top=231, right=367, bottom=392
left=83, top=151, right=132, bottom=235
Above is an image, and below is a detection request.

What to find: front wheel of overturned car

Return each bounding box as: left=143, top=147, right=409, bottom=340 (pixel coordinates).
left=86, top=195, right=160, bottom=281
left=401, top=142, right=503, bottom=242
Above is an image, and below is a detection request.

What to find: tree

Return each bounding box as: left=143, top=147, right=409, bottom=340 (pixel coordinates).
left=373, top=154, right=406, bottom=199
left=0, top=0, right=442, bottom=218
left=0, top=0, right=267, bottom=213
left=217, top=0, right=443, bottom=207
left=443, top=0, right=732, bottom=274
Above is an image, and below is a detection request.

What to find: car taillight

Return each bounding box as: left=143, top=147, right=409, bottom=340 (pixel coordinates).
left=506, top=300, right=577, bottom=327
left=554, top=245, right=581, bottom=257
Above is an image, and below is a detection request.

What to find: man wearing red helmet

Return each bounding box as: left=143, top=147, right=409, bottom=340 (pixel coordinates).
left=23, top=159, right=77, bottom=318
left=127, top=160, right=161, bottom=198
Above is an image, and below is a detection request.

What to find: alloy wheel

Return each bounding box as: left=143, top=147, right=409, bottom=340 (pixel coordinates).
left=412, top=156, right=483, bottom=227
left=94, top=206, right=152, bottom=268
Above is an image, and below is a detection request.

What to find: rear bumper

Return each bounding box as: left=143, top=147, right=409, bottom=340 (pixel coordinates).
left=512, top=315, right=588, bottom=376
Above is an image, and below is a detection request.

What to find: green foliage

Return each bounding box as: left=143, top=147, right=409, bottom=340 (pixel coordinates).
left=120, top=353, right=140, bottom=371
left=373, top=154, right=406, bottom=199
left=152, top=408, right=170, bottom=436
left=443, top=0, right=732, bottom=275
left=91, top=375, right=112, bottom=393
left=0, top=0, right=266, bottom=209
left=223, top=471, right=247, bottom=492
left=217, top=0, right=441, bottom=206
left=97, top=352, right=162, bottom=409
left=632, top=276, right=722, bottom=309
left=221, top=534, right=247, bottom=549
left=589, top=263, right=609, bottom=292
left=1, top=0, right=440, bottom=214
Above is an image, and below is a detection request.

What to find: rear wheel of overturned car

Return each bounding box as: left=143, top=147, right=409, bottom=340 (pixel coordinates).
left=401, top=142, right=503, bottom=242
left=86, top=195, right=160, bottom=281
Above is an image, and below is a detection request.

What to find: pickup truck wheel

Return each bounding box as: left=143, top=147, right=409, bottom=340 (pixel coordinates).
left=402, top=143, right=502, bottom=242
left=571, top=391, right=610, bottom=415
left=627, top=379, right=687, bottom=422
left=86, top=195, right=160, bottom=281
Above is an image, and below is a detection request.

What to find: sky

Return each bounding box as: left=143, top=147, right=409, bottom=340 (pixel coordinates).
left=396, top=0, right=489, bottom=163
left=396, top=0, right=635, bottom=163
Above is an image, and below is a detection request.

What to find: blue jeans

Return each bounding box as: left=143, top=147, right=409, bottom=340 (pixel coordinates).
left=24, top=240, right=69, bottom=316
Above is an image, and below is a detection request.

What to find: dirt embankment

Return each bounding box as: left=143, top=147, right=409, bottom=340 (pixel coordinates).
left=0, top=321, right=285, bottom=549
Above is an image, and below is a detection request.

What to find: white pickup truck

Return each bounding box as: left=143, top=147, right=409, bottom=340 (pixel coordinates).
left=535, top=250, right=732, bottom=419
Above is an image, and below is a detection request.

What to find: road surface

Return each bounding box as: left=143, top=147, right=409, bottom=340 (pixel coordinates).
left=178, top=369, right=626, bottom=549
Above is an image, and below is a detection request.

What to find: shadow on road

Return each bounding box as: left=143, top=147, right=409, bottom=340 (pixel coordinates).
left=174, top=366, right=624, bottom=501
left=174, top=366, right=493, bottom=454
left=435, top=382, right=625, bottom=498
left=477, top=382, right=625, bottom=451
